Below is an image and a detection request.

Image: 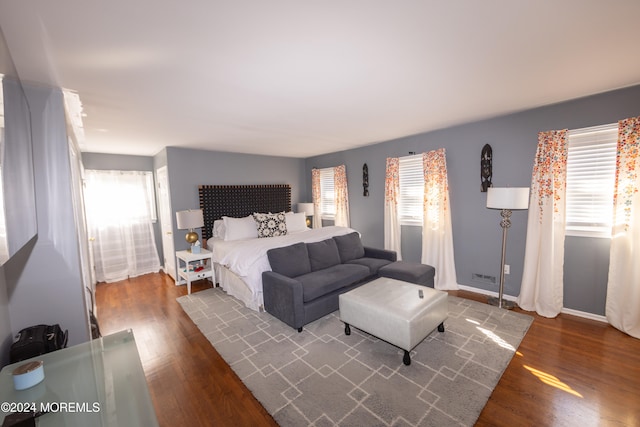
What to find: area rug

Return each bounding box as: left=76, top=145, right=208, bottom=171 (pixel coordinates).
left=177, top=287, right=532, bottom=426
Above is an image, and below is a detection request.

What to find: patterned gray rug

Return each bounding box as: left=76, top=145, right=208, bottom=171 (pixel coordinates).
left=177, top=287, right=532, bottom=426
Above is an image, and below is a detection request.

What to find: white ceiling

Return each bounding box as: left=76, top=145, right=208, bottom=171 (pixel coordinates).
left=1, top=1, right=639, bottom=158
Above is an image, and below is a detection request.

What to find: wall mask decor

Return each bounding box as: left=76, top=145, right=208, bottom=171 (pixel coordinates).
left=481, top=144, right=493, bottom=192
left=362, top=163, right=369, bottom=196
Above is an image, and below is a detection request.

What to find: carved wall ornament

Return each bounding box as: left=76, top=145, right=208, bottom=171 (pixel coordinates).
left=362, top=163, right=369, bottom=197
left=481, top=144, right=493, bottom=192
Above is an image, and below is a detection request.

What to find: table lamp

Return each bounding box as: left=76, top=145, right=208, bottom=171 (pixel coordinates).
left=297, top=203, right=315, bottom=227
left=176, top=209, right=204, bottom=250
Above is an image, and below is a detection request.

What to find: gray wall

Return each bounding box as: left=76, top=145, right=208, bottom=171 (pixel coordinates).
left=161, top=147, right=306, bottom=253
left=0, top=270, right=10, bottom=366
left=0, top=78, right=34, bottom=365
left=82, top=152, right=155, bottom=171
left=2, top=84, right=89, bottom=366
left=305, top=84, right=640, bottom=316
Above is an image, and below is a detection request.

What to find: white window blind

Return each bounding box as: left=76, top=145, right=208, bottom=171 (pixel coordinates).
left=566, top=124, right=617, bottom=237
left=319, top=167, right=335, bottom=219
left=398, top=155, right=423, bottom=225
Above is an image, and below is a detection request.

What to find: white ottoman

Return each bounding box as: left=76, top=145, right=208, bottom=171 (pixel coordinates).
left=339, top=277, right=448, bottom=365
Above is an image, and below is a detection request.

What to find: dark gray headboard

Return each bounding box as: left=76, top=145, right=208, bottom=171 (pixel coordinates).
left=198, top=184, right=292, bottom=240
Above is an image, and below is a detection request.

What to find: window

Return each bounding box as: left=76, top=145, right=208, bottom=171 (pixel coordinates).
left=84, top=170, right=157, bottom=225
left=565, top=124, right=617, bottom=237
left=318, top=167, right=335, bottom=219
left=398, top=155, right=423, bottom=225
left=83, top=169, right=160, bottom=282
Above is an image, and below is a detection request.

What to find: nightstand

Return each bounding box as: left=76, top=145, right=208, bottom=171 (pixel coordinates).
left=175, top=248, right=214, bottom=294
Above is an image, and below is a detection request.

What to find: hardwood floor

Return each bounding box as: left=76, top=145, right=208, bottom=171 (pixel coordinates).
left=95, top=273, right=640, bottom=427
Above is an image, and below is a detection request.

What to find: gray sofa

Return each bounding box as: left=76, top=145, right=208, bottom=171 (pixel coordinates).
left=262, top=232, right=397, bottom=332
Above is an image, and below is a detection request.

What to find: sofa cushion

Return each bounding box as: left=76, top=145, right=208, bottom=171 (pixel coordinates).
left=378, top=261, right=436, bottom=287
left=333, top=232, right=365, bottom=263
left=307, top=239, right=341, bottom=271
left=267, top=242, right=311, bottom=278
left=298, top=264, right=370, bottom=302
left=346, top=257, right=393, bottom=275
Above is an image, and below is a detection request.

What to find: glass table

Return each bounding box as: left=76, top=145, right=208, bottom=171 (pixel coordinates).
left=1, top=329, right=158, bottom=426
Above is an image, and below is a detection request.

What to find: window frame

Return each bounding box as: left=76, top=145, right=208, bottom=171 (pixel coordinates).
left=398, top=154, right=424, bottom=226
left=565, top=123, right=617, bottom=238
left=318, top=167, right=335, bottom=220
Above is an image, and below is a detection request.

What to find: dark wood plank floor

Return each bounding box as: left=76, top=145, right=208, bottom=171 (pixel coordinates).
left=95, top=273, right=640, bottom=427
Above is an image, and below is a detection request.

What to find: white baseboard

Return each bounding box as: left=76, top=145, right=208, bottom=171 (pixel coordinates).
left=456, top=284, right=608, bottom=323
left=560, top=308, right=607, bottom=323
left=457, top=284, right=516, bottom=301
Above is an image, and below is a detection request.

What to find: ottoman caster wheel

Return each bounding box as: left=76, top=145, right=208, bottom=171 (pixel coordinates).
left=403, top=350, right=411, bottom=366
left=344, top=323, right=351, bottom=335
left=438, top=322, right=445, bottom=333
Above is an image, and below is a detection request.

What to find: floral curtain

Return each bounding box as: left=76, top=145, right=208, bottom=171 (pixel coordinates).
left=422, top=149, right=458, bottom=290
left=311, top=168, right=322, bottom=229
left=384, top=157, right=402, bottom=259
left=606, top=116, right=640, bottom=338
left=518, top=130, right=568, bottom=317
left=334, top=164, right=350, bottom=227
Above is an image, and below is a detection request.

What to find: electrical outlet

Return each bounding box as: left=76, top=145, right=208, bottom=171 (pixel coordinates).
left=504, top=264, right=510, bottom=275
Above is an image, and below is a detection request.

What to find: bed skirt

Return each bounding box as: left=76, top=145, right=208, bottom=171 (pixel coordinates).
left=214, top=263, right=264, bottom=312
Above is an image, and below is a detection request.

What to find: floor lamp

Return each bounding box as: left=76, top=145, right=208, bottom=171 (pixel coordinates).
left=486, top=187, right=530, bottom=309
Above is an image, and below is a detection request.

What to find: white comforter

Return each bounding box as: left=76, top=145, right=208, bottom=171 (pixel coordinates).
left=208, top=226, right=357, bottom=308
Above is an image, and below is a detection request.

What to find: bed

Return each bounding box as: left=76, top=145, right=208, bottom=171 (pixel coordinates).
left=199, top=184, right=356, bottom=311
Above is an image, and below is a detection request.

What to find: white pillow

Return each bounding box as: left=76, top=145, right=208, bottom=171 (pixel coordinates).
left=285, top=212, right=308, bottom=233
left=222, top=215, right=258, bottom=241
left=211, top=219, right=226, bottom=239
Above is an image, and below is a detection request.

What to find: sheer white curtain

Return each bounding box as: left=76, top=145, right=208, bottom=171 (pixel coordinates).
left=422, top=149, right=458, bottom=290
left=384, top=157, right=402, bottom=259
left=84, top=170, right=161, bottom=283
left=334, top=164, right=350, bottom=227
left=606, top=116, right=640, bottom=338
left=518, top=130, right=568, bottom=317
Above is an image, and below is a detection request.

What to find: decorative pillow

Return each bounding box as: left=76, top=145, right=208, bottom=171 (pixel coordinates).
left=222, top=215, right=258, bottom=241
left=332, top=232, right=365, bottom=262
left=285, top=212, right=308, bottom=233
left=253, top=212, right=288, bottom=238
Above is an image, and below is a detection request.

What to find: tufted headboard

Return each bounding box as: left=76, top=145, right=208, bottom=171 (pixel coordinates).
left=198, top=184, right=292, bottom=241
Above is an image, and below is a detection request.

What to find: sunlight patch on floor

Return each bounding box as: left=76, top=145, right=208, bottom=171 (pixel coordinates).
left=477, top=327, right=516, bottom=351
left=523, top=365, right=583, bottom=398
left=465, top=318, right=516, bottom=351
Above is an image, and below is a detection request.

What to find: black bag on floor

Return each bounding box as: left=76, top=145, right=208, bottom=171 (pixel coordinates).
left=9, top=324, right=69, bottom=363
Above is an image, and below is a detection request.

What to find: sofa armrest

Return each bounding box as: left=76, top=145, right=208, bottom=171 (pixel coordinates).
left=363, top=246, right=397, bottom=262
left=262, top=271, right=305, bottom=331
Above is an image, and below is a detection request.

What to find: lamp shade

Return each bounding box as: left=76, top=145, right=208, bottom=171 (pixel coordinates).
left=297, top=203, right=315, bottom=216
left=487, top=187, right=530, bottom=210
left=176, top=209, right=204, bottom=230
